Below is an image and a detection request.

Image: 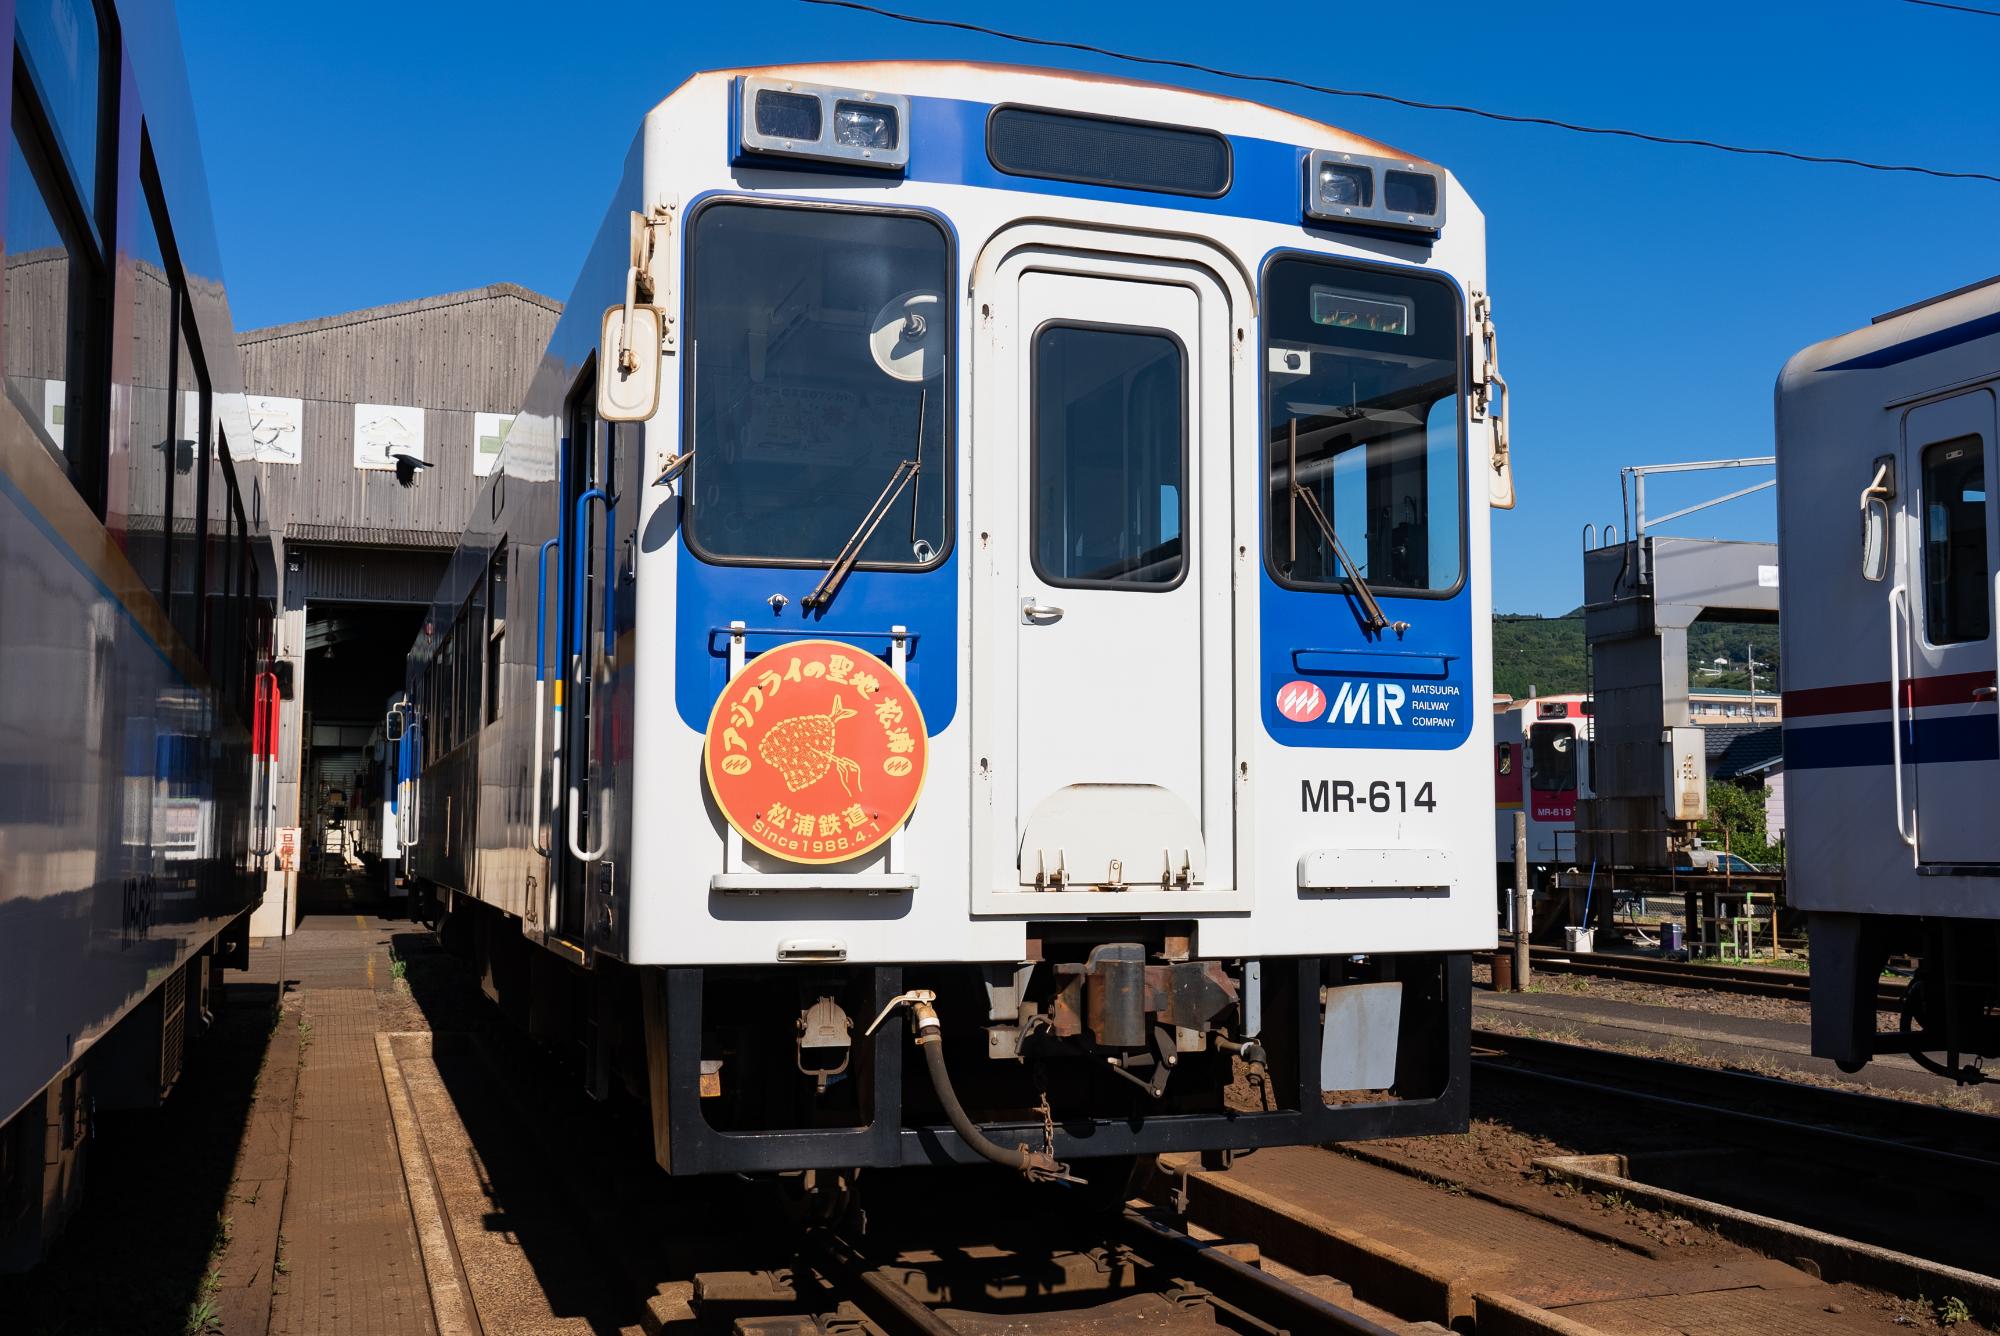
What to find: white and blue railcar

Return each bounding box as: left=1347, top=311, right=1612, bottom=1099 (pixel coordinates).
left=403, top=61, right=1508, bottom=1177
left=1778, top=277, right=2000, bottom=1082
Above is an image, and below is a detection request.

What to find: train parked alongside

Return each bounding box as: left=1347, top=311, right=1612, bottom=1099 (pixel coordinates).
left=1493, top=694, right=1592, bottom=886
left=1777, top=276, right=2000, bottom=1083
left=0, top=1, right=276, bottom=1267
left=400, top=61, right=1509, bottom=1179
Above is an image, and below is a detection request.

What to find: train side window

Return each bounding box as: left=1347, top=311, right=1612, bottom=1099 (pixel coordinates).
left=4, top=94, right=101, bottom=504
left=1920, top=437, right=1989, bottom=646
left=1030, top=324, right=1187, bottom=589
left=485, top=548, right=506, bottom=725
left=124, top=149, right=175, bottom=605
left=15, top=0, right=106, bottom=218
left=168, top=310, right=209, bottom=647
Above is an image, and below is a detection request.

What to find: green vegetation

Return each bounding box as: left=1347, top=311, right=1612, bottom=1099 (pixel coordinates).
left=1703, top=781, right=1781, bottom=865
left=1492, top=613, right=1780, bottom=701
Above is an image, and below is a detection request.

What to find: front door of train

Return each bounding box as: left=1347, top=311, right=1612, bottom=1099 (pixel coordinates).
left=1903, top=388, right=2000, bottom=866
left=971, top=238, right=1238, bottom=908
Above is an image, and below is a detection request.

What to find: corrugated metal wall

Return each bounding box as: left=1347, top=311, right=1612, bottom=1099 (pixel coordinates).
left=238, top=284, right=561, bottom=555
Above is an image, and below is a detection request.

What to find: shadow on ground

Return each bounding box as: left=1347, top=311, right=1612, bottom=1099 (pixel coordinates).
left=0, top=981, right=279, bottom=1336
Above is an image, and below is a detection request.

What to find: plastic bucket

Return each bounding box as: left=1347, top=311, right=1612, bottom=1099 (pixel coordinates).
left=1661, top=922, right=1685, bottom=953
left=1564, top=926, right=1595, bottom=954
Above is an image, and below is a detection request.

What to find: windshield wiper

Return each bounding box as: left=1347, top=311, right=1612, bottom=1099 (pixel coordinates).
left=803, top=388, right=927, bottom=613
left=1287, top=418, right=1407, bottom=636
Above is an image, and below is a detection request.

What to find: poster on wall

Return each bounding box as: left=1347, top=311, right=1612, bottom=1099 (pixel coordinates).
left=244, top=395, right=303, bottom=464
left=354, top=403, right=423, bottom=471
left=473, top=412, right=513, bottom=477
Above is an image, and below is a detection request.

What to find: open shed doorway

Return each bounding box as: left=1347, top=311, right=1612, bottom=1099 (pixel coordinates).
left=298, top=600, right=425, bottom=918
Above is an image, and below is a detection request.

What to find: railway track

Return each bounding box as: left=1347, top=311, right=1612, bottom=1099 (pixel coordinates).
left=1471, top=1027, right=2000, bottom=1275
left=1521, top=943, right=1908, bottom=1010
left=755, top=1204, right=1403, bottom=1335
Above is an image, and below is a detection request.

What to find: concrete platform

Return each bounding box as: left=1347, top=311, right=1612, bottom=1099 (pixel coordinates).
left=218, top=911, right=441, bottom=1336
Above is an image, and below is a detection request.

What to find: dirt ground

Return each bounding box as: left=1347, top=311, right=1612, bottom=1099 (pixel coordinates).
left=1356, top=1120, right=1995, bottom=1332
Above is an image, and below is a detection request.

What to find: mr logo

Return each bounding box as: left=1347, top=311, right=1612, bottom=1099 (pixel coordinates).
left=1327, top=681, right=1406, bottom=727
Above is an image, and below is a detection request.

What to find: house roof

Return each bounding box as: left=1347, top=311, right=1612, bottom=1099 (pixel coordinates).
left=1705, top=724, right=1784, bottom=781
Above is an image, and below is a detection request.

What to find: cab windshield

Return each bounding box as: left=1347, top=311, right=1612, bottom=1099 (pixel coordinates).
left=684, top=203, right=951, bottom=568
left=1266, top=257, right=1463, bottom=596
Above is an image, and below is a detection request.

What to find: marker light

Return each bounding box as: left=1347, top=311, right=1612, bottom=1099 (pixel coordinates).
left=738, top=77, right=910, bottom=172
left=1303, top=149, right=1445, bottom=234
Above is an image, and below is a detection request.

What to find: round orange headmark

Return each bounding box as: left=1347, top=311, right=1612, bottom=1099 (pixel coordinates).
left=703, top=639, right=930, bottom=865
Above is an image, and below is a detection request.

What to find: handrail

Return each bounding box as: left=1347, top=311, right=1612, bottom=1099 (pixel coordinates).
left=564, top=490, right=615, bottom=863
left=250, top=671, right=278, bottom=858
left=570, top=488, right=610, bottom=670
left=1888, top=583, right=1917, bottom=851
left=531, top=537, right=559, bottom=857
left=568, top=783, right=610, bottom=862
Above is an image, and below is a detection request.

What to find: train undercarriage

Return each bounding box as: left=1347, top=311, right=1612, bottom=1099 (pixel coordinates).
left=429, top=891, right=1470, bottom=1177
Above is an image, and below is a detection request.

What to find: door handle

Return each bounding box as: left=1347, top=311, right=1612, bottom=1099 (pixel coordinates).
left=1975, top=685, right=1997, bottom=701
left=1021, top=599, right=1065, bottom=624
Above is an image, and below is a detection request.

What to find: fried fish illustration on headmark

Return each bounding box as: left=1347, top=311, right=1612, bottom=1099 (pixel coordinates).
left=758, top=696, right=863, bottom=795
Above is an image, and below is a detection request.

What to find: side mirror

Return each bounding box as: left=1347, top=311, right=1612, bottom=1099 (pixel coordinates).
left=385, top=707, right=405, bottom=742
left=1861, top=496, right=1890, bottom=583
left=1860, top=455, right=1896, bottom=583
left=599, top=304, right=663, bottom=422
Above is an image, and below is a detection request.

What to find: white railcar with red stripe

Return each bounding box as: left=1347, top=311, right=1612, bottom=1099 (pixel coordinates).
left=1777, top=276, right=2000, bottom=1082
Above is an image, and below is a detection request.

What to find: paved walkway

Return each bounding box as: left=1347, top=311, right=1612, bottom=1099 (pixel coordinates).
left=214, top=912, right=438, bottom=1336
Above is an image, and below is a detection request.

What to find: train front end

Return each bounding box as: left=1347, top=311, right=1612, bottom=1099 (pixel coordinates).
left=571, top=63, right=1503, bottom=1173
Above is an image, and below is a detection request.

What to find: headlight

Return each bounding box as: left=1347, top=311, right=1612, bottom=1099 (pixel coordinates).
left=737, top=78, right=910, bottom=172
left=1303, top=149, right=1445, bottom=234
left=833, top=100, right=899, bottom=151
left=1315, top=161, right=1372, bottom=212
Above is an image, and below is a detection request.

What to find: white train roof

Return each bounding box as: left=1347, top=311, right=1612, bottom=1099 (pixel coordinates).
left=1780, top=274, right=2000, bottom=389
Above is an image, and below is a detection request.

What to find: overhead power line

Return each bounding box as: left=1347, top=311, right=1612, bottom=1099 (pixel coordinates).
left=1900, top=0, right=2000, bottom=17
left=801, top=0, right=2000, bottom=185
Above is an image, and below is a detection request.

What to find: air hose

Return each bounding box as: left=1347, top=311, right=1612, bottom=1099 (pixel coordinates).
left=867, top=989, right=1081, bottom=1184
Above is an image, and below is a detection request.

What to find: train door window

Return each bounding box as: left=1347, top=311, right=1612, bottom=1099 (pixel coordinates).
left=124, top=150, right=174, bottom=604
left=1528, top=723, right=1577, bottom=793
left=1030, top=324, right=1186, bottom=588
left=485, top=548, right=506, bottom=725
left=4, top=90, right=101, bottom=503
left=15, top=0, right=106, bottom=219
left=1921, top=437, right=1989, bottom=646
left=438, top=636, right=456, bottom=753
left=1264, top=257, right=1465, bottom=596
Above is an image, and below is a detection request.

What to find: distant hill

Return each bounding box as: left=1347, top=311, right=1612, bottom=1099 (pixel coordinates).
left=1491, top=613, right=1779, bottom=701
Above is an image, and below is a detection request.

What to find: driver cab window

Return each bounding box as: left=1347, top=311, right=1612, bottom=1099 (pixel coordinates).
left=1528, top=723, right=1577, bottom=793
left=1921, top=436, right=1989, bottom=646
left=684, top=203, right=950, bottom=568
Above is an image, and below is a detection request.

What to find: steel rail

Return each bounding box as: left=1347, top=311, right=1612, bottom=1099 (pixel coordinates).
left=805, top=1206, right=1402, bottom=1335
left=1522, top=945, right=1907, bottom=1010
left=1115, top=1207, right=1403, bottom=1335
left=1473, top=1029, right=2000, bottom=1197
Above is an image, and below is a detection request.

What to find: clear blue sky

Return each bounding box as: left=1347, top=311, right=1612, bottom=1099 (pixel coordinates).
left=180, top=0, right=2000, bottom=615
